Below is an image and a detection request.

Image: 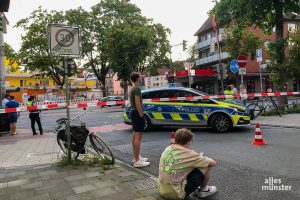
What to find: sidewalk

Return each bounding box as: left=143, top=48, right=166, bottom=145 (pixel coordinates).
left=0, top=130, right=164, bottom=200
left=253, top=113, right=300, bottom=128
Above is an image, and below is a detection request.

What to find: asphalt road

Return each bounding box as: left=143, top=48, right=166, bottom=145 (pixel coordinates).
left=17, top=108, right=300, bottom=200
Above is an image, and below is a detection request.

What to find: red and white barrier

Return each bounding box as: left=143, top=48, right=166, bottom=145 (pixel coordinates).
left=1, top=91, right=299, bottom=114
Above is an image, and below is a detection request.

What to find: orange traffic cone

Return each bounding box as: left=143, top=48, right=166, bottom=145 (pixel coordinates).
left=170, top=132, right=175, bottom=145
left=252, top=123, right=267, bottom=146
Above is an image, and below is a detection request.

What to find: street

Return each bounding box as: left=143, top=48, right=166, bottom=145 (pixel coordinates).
left=16, top=108, right=300, bottom=200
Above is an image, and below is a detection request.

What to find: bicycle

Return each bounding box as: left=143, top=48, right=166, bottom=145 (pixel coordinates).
left=246, top=96, right=282, bottom=119
left=55, top=108, right=114, bottom=164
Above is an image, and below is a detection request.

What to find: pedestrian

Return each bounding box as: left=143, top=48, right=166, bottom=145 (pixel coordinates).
left=5, top=96, right=20, bottom=135
left=224, top=85, right=234, bottom=101
left=27, top=96, right=43, bottom=135
left=239, top=84, right=247, bottom=105
left=231, top=84, right=238, bottom=94
left=130, top=72, right=150, bottom=168
left=1, top=93, right=10, bottom=108
left=158, top=128, right=217, bottom=199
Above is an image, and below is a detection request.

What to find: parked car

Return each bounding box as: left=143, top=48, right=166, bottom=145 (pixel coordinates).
left=124, top=87, right=252, bottom=132
left=100, top=96, right=125, bottom=107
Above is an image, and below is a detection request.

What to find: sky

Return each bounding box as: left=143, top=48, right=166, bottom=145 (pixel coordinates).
left=3, top=0, right=214, bottom=60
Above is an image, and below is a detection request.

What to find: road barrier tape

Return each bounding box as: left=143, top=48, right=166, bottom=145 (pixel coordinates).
left=1, top=91, right=300, bottom=114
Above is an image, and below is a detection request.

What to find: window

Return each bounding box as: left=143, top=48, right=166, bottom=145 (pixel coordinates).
left=148, top=90, right=170, bottom=99
left=20, top=80, right=26, bottom=87
left=288, top=23, right=296, bottom=32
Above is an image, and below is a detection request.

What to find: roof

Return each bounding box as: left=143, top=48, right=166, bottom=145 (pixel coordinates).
left=194, top=18, right=213, bottom=36
left=283, top=13, right=300, bottom=22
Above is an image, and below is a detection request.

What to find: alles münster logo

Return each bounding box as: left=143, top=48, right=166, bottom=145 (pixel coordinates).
left=262, top=177, right=292, bottom=191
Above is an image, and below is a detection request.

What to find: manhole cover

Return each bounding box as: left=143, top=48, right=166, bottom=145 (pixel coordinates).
left=127, top=177, right=157, bottom=191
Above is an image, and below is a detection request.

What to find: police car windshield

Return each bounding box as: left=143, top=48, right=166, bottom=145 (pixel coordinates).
left=187, top=88, right=210, bottom=96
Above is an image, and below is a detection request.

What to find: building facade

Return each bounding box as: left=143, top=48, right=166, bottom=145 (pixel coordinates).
left=144, top=75, right=168, bottom=89
left=193, top=16, right=300, bottom=94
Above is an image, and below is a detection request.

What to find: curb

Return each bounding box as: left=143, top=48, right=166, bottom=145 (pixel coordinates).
left=251, top=123, right=300, bottom=129
left=115, top=158, right=158, bottom=180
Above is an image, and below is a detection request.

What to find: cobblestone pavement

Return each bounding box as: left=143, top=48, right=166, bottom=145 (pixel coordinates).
left=0, top=130, right=165, bottom=200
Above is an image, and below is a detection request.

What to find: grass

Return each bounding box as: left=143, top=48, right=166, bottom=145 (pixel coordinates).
left=58, top=153, right=112, bottom=171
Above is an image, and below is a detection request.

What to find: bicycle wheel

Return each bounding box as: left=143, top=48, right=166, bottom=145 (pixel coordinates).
left=89, top=133, right=114, bottom=165
left=247, top=103, right=263, bottom=119
left=57, top=133, right=79, bottom=160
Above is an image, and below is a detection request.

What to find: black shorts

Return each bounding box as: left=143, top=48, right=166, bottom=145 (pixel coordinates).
left=130, top=110, right=145, bottom=132
left=185, top=169, right=205, bottom=197
left=8, top=113, right=18, bottom=123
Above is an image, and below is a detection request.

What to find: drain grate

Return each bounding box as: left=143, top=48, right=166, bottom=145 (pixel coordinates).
left=127, top=177, right=157, bottom=191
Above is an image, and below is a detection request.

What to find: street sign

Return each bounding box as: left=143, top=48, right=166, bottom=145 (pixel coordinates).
left=256, top=48, right=263, bottom=62
left=239, top=68, right=246, bottom=75
left=48, top=25, right=81, bottom=57
left=237, top=55, right=247, bottom=67
left=230, top=59, right=239, bottom=73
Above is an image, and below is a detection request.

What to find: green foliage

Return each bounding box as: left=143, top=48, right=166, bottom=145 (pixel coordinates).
left=187, top=44, right=198, bottom=64
left=287, top=29, right=300, bottom=79
left=58, top=154, right=111, bottom=170
left=222, top=25, right=261, bottom=60
left=15, top=7, right=66, bottom=87
left=211, top=0, right=300, bottom=91
left=3, top=43, right=19, bottom=72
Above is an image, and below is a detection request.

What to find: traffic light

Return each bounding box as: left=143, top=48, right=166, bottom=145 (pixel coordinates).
left=182, top=40, right=187, bottom=51
left=0, top=0, right=10, bottom=12
left=215, top=64, right=227, bottom=80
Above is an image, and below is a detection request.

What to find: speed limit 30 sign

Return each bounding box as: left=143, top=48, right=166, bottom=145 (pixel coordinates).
left=48, top=25, right=81, bottom=57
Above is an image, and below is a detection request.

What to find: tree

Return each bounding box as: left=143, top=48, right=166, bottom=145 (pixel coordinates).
left=3, top=43, right=19, bottom=71
left=222, top=25, right=261, bottom=60
left=15, top=7, right=66, bottom=88
left=211, top=0, right=300, bottom=107
left=287, top=29, right=300, bottom=82
left=99, top=0, right=170, bottom=99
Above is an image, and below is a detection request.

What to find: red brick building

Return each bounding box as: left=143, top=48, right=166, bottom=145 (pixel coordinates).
left=191, top=15, right=300, bottom=94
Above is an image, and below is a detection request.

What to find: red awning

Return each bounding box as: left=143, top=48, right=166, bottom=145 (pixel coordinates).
left=175, top=69, right=216, bottom=78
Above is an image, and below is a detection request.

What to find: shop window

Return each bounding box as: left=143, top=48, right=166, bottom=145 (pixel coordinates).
left=247, top=80, right=255, bottom=93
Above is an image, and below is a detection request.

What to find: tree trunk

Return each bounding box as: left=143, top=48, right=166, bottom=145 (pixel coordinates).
left=123, top=81, right=129, bottom=100
left=274, top=0, right=288, bottom=109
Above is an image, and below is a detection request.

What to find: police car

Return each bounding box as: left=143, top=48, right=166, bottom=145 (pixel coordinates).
left=123, top=87, right=252, bottom=133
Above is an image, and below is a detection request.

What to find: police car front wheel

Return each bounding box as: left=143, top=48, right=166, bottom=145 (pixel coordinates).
left=210, top=114, right=232, bottom=133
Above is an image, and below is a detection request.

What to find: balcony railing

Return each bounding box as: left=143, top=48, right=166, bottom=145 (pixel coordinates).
left=196, top=52, right=230, bottom=66
left=195, top=32, right=224, bottom=50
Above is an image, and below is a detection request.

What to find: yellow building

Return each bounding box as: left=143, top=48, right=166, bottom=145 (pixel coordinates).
left=4, top=57, right=57, bottom=91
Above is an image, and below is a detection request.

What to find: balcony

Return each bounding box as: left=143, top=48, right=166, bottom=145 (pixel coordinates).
left=196, top=52, right=230, bottom=66
left=195, top=31, right=224, bottom=50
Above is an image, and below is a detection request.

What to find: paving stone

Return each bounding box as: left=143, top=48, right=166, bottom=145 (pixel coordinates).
left=134, top=196, right=157, bottom=200
left=94, top=180, right=118, bottom=189
left=21, top=181, right=43, bottom=190
left=64, top=174, right=86, bottom=182
left=38, top=170, right=58, bottom=176
left=48, top=188, right=75, bottom=199
left=83, top=171, right=100, bottom=178
left=6, top=171, right=26, bottom=177
left=79, top=187, right=117, bottom=199
left=0, top=182, right=7, bottom=189
left=0, top=193, right=10, bottom=200
left=72, top=184, right=97, bottom=194
left=22, top=193, right=51, bottom=200
left=142, top=188, right=159, bottom=196
left=108, top=190, right=141, bottom=200
left=118, top=171, right=138, bottom=177
left=7, top=179, right=29, bottom=187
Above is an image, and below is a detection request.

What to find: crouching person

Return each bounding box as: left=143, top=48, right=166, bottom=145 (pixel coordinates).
left=158, top=128, right=217, bottom=199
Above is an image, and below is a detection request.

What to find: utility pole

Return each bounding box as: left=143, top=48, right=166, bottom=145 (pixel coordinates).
left=0, top=14, right=5, bottom=99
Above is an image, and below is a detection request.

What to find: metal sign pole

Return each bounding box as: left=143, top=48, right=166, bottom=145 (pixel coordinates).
left=64, top=57, right=71, bottom=162
left=259, top=62, right=263, bottom=93
left=0, top=25, right=5, bottom=100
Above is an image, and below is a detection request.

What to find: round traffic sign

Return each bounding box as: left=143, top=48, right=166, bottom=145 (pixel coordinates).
left=237, top=55, right=247, bottom=67
left=55, top=29, right=75, bottom=47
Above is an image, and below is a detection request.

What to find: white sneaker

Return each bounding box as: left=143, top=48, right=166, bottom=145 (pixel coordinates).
left=197, top=186, right=217, bottom=198
left=132, top=156, right=148, bottom=163
left=133, top=160, right=150, bottom=168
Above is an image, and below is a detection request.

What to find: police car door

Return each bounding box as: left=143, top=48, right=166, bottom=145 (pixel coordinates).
left=143, top=90, right=174, bottom=126
left=171, top=90, right=206, bottom=126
